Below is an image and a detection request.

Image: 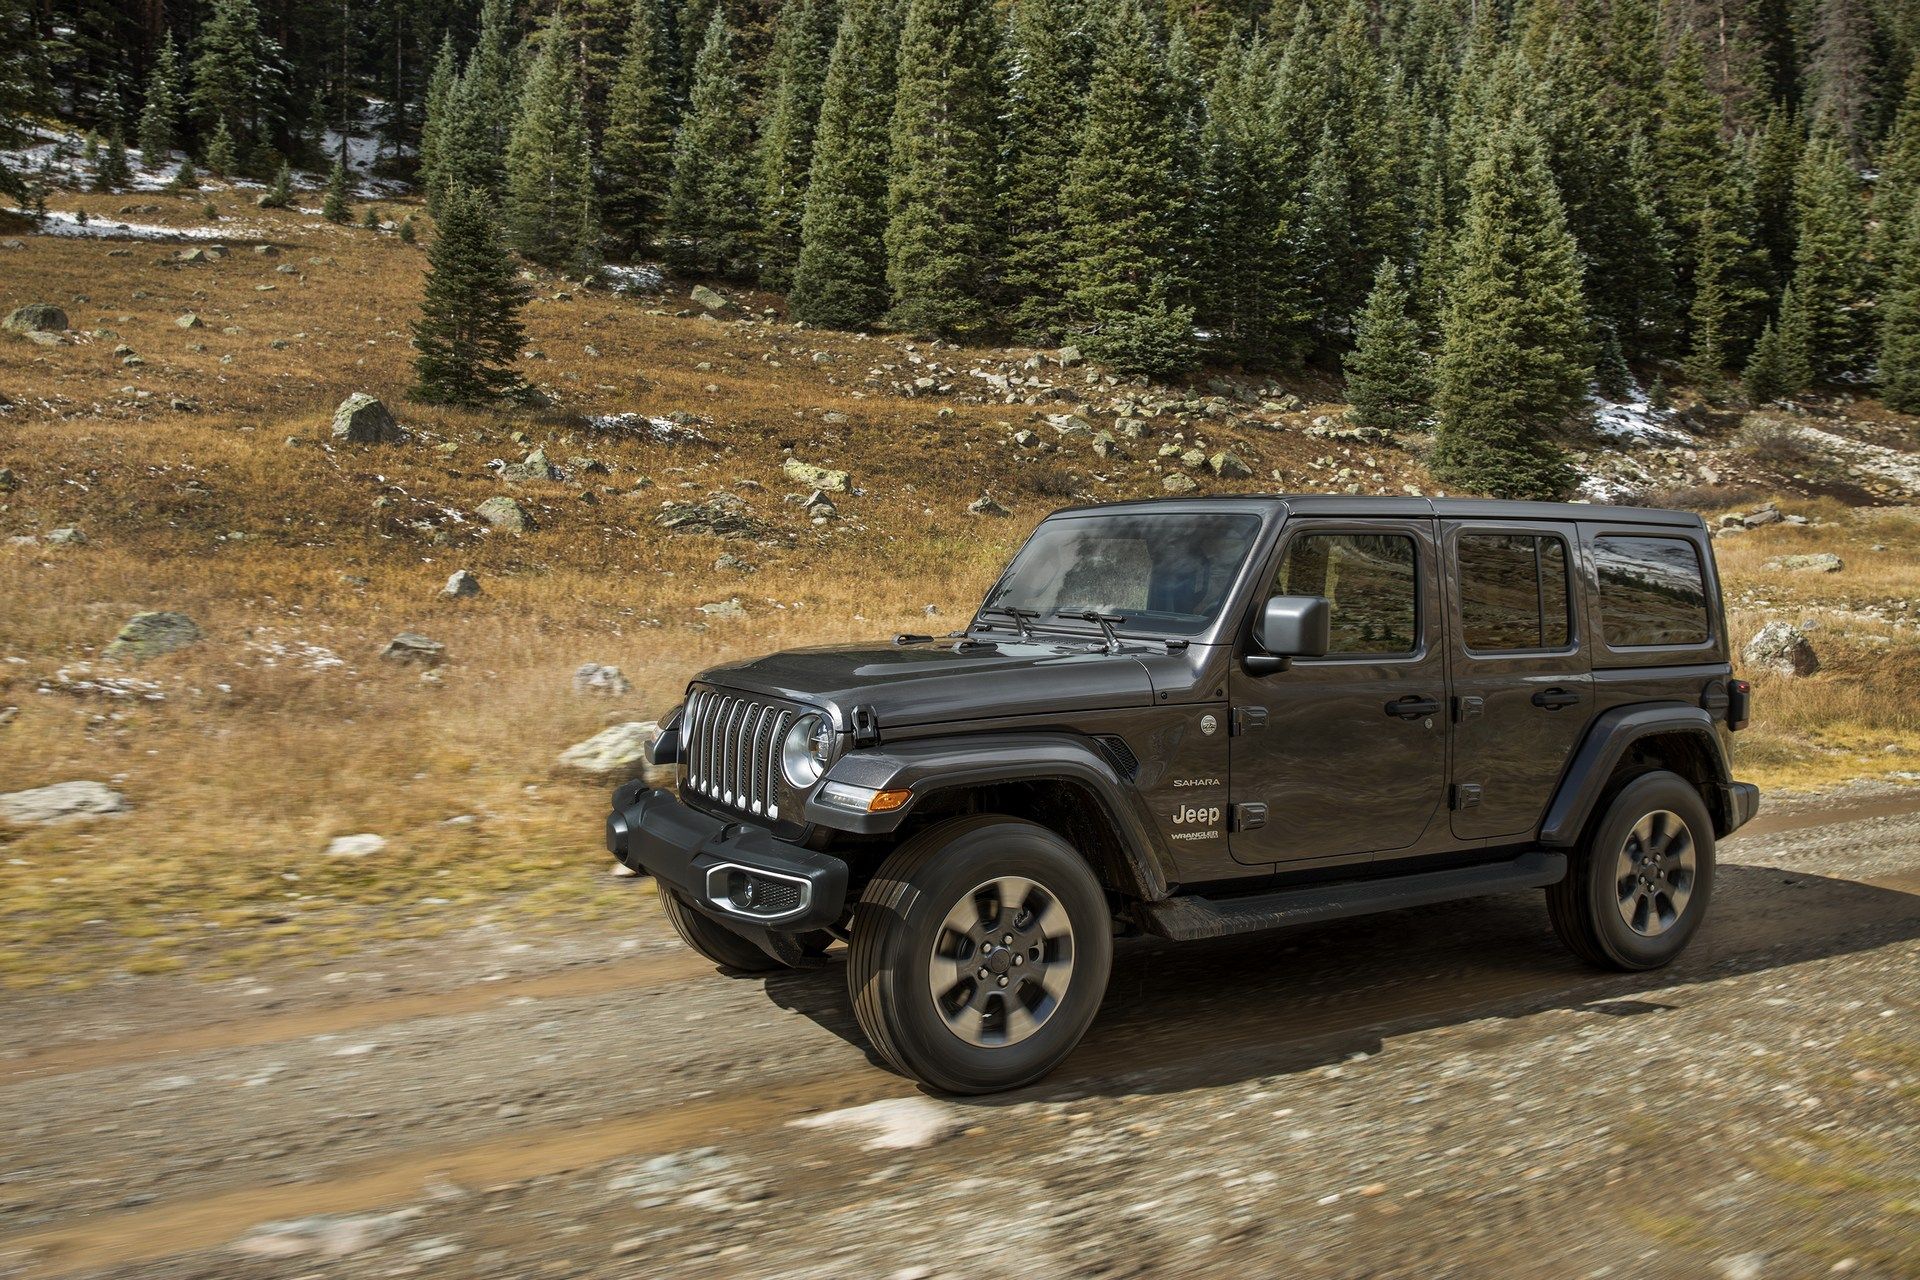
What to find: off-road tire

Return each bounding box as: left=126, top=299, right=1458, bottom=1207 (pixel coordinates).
left=1547, top=770, right=1716, bottom=971
left=658, top=886, right=783, bottom=973
left=847, top=815, right=1112, bottom=1095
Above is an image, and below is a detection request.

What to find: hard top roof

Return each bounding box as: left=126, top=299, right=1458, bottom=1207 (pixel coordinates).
left=1050, top=493, right=1706, bottom=528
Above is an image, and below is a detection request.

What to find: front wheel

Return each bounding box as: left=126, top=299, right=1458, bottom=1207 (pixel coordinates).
left=847, top=816, right=1113, bottom=1094
left=1547, top=770, right=1716, bottom=971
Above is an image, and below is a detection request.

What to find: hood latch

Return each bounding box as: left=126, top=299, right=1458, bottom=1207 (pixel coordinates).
left=850, top=704, right=882, bottom=748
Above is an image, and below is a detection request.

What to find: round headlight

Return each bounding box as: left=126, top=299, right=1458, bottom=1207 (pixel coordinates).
left=782, top=713, right=826, bottom=788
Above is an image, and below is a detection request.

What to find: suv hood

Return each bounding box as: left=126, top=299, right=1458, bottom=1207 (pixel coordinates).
left=693, top=640, right=1157, bottom=729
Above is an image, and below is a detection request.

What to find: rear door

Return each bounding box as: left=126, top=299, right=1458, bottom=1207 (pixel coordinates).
left=1228, top=518, right=1448, bottom=865
left=1443, top=520, right=1591, bottom=841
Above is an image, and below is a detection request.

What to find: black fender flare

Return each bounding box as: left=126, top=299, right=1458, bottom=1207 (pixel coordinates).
left=1538, top=703, right=1734, bottom=847
left=806, top=732, right=1174, bottom=900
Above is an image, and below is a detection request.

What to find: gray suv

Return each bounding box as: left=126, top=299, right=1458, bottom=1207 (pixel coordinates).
left=606, top=496, right=1759, bottom=1093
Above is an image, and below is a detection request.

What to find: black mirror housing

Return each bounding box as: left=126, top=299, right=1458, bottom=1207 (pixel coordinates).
left=1257, top=595, right=1330, bottom=660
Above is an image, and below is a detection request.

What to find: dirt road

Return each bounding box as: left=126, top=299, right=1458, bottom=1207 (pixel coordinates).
left=3, top=794, right=1917, bottom=1279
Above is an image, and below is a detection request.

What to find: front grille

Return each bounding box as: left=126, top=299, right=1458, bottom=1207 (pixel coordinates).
left=684, top=687, right=799, bottom=820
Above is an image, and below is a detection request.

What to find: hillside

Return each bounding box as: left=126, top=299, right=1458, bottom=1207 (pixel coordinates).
left=2, top=170, right=1919, bottom=986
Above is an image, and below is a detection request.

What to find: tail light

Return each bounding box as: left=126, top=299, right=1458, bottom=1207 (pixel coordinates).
left=1727, top=678, right=1751, bottom=731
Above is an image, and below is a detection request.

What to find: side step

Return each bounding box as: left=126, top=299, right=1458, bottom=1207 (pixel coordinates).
left=1139, top=851, right=1568, bottom=942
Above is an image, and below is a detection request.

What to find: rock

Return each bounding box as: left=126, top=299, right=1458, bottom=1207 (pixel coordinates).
left=1742, top=622, right=1818, bottom=678
left=697, top=597, right=747, bottom=619
left=502, top=448, right=553, bottom=483
left=572, top=663, right=633, bottom=697
left=175, top=312, right=203, bottom=329
left=689, top=284, right=733, bottom=312
left=782, top=457, right=850, bottom=493
left=0, top=781, right=128, bottom=826
left=324, top=834, right=387, bottom=858
left=1209, top=450, right=1252, bottom=478
left=1163, top=473, right=1199, bottom=493
left=1763, top=553, right=1842, bottom=573
left=176, top=247, right=209, bottom=263
left=1055, top=345, right=1083, bottom=368
left=654, top=493, right=765, bottom=539
left=440, top=569, right=481, bottom=598
left=253, top=244, right=279, bottom=256
left=0, top=467, right=15, bottom=491
left=1011, top=429, right=1042, bottom=449
left=23, top=330, right=60, bottom=346
left=330, top=393, right=402, bottom=444
left=104, top=611, right=202, bottom=662
left=380, top=633, right=446, bottom=666
left=1719, top=513, right=1745, bottom=528
left=557, top=721, right=658, bottom=777
left=967, top=494, right=1011, bottom=517
left=1091, top=430, right=1125, bottom=459
left=476, top=495, right=531, bottom=532
left=1741, top=503, right=1782, bottom=528
left=790, top=1098, right=967, bottom=1151
left=4, top=303, right=67, bottom=334
left=45, top=526, right=86, bottom=546
left=231, top=1211, right=417, bottom=1259
left=1179, top=448, right=1207, bottom=469
left=714, top=553, right=755, bottom=573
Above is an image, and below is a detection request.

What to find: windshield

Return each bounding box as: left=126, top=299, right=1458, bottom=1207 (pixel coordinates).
left=978, top=511, right=1265, bottom=638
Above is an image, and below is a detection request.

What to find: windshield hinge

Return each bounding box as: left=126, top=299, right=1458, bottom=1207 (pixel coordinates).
left=850, top=705, right=881, bottom=748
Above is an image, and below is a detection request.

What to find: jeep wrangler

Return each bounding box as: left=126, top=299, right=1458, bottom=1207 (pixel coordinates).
left=606, top=496, right=1759, bottom=1094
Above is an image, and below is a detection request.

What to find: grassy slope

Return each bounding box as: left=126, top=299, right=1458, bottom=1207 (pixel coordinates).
left=1, top=184, right=1915, bottom=986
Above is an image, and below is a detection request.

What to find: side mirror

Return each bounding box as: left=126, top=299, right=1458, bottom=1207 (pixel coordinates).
left=1246, top=595, right=1329, bottom=674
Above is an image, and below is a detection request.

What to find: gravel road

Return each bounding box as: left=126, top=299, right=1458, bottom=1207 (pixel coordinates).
left=3, top=794, right=1916, bottom=1280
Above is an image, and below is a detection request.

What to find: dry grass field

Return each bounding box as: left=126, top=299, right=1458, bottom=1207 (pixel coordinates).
left=2, top=181, right=1917, bottom=989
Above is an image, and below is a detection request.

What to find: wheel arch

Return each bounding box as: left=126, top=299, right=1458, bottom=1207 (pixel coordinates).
left=1539, top=703, right=1737, bottom=846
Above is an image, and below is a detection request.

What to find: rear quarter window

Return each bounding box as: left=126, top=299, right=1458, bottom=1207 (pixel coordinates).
left=1592, top=535, right=1711, bottom=648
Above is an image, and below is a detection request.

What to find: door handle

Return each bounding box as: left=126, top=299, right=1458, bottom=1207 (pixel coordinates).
left=1532, top=687, right=1580, bottom=710
left=1385, top=695, right=1441, bottom=720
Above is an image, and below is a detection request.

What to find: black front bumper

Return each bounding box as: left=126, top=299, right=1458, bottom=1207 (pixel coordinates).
left=606, top=784, right=849, bottom=932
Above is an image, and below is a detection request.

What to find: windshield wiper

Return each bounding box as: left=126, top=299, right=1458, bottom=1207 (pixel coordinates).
left=977, top=605, right=1039, bottom=641
left=1061, top=609, right=1126, bottom=653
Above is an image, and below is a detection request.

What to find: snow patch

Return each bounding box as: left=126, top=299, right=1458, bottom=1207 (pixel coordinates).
left=34, top=208, right=269, bottom=242
left=600, top=263, right=664, bottom=294
left=1588, top=392, right=1695, bottom=449
left=789, top=1097, right=968, bottom=1151
left=585, top=413, right=714, bottom=446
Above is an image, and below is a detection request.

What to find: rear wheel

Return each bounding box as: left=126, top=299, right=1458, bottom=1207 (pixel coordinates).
left=658, top=886, right=783, bottom=972
left=847, top=815, right=1112, bottom=1094
left=1547, top=771, right=1715, bottom=971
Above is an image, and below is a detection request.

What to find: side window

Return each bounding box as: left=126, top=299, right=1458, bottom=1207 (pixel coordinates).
left=1275, top=532, right=1417, bottom=655
left=1458, top=533, right=1572, bottom=652
left=1593, top=535, right=1711, bottom=647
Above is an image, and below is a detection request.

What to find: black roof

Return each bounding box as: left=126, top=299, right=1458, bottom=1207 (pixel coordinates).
left=1055, top=493, right=1705, bottom=529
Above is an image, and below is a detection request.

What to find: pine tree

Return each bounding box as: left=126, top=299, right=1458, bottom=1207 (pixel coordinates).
left=136, top=33, right=182, bottom=167
left=259, top=161, right=292, bottom=208
left=1749, top=105, right=1803, bottom=294
left=168, top=155, right=199, bottom=191
left=435, top=0, right=519, bottom=208
left=0, top=0, right=40, bottom=203
left=1683, top=179, right=1770, bottom=387
left=791, top=0, right=904, bottom=329
left=411, top=185, right=531, bottom=405
left=92, top=128, right=131, bottom=190
left=997, top=0, right=1098, bottom=342
left=1869, top=67, right=1920, bottom=286
left=1432, top=116, right=1590, bottom=501
left=601, top=0, right=676, bottom=252
left=205, top=118, right=238, bottom=175
left=1061, top=0, right=1186, bottom=346
left=757, top=0, right=837, bottom=290
left=1743, top=319, right=1794, bottom=404
left=506, top=12, right=599, bottom=269
left=1344, top=262, right=1431, bottom=434
left=1880, top=202, right=1920, bottom=411
left=883, top=0, right=999, bottom=336
left=1806, top=0, right=1881, bottom=160
left=1652, top=32, right=1727, bottom=284
left=190, top=0, right=271, bottom=163
left=663, top=11, right=756, bottom=276
left=323, top=149, right=352, bottom=223
left=417, top=35, right=459, bottom=207
left=1791, top=137, right=1868, bottom=378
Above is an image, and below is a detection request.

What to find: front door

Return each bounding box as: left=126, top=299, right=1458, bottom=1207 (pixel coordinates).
left=1443, top=521, right=1592, bottom=840
left=1228, top=519, right=1448, bottom=865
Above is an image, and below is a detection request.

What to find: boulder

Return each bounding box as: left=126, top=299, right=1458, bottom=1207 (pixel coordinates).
left=441, top=569, right=481, bottom=598
left=103, top=611, right=202, bottom=662
left=1163, top=473, right=1199, bottom=493
left=572, top=662, right=633, bottom=697
left=476, top=495, right=531, bottom=532
left=330, top=393, right=402, bottom=444
left=1741, top=503, right=1782, bottom=528
left=1209, top=450, right=1252, bottom=479
left=0, top=781, right=128, bottom=826
left=0, top=467, right=16, bottom=491
left=380, top=633, right=446, bottom=666
left=501, top=449, right=553, bottom=483
left=967, top=494, right=1011, bottom=517
left=45, top=527, right=86, bottom=546
left=324, top=834, right=387, bottom=858
left=4, top=303, right=67, bottom=334
left=653, top=493, right=764, bottom=539
left=1763, top=553, right=1843, bottom=574
left=557, top=721, right=659, bottom=778
left=782, top=457, right=850, bottom=493
left=1742, top=622, right=1818, bottom=678
left=697, top=597, right=747, bottom=619
left=1055, top=345, right=1083, bottom=367
left=689, top=284, right=733, bottom=312
left=175, top=312, right=203, bottom=329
